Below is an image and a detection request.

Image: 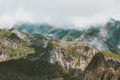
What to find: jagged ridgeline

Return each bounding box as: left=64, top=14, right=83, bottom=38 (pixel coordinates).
left=16, top=23, right=83, bottom=41
left=15, top=19, right=120, bottom=54
left=0, top=24, right=120, bottom=80
left=0, top=28, right=54, bottom=60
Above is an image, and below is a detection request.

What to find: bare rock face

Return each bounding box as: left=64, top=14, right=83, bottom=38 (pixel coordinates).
left=41, top=39, right=99, bottom=78
left=81, top=53, right=107, bottom=80
left=111, top=67, right=120, bottom=80
left=101, top=68, right=115, bottom=80
left=85, top=53, right=107, bottom=70
left=80, top=53, right=120, bottom=80
left=40, top=38, right=120, bottom=79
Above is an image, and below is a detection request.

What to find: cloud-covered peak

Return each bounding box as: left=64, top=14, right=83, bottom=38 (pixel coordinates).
left=0, top=0, right=120, bottom=28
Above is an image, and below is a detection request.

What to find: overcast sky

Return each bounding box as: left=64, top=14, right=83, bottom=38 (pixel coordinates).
left=0, top=0, right=120, bottom=28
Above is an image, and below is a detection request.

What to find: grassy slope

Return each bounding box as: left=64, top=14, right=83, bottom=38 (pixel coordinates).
left=0, top=28, right=34, bottom=56
left=101, top=51, right=120, bottom=60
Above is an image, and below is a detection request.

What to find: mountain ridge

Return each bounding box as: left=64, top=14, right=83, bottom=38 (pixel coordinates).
left=0, top=19, right=120, bottom=79
left=14, top=19, right=120, bottom=54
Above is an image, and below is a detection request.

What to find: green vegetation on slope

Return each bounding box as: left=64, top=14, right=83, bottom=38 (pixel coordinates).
left=0, top=28, right=12, bottom=38
left=0, top=28, right=35, bottom=56
left=0, top=58, right=63, bottom=80
left=101, top=51, right=120, bottom=60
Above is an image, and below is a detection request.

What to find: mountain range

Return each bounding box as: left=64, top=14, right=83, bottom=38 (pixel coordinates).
left=16, top=19, right=120, bottom=54
left=0, top=19, right=120, bottom=80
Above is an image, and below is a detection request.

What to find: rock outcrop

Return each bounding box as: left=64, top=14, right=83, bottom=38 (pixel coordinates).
left=81, top=53, right=120, bottom=80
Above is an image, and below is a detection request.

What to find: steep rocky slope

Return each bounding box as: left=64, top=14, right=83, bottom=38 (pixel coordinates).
left=0, top=28, right=35, bottom=61
left=0, top=28, right=48, bottom=61
left=39, top=38, right=120, bottom=79
left=81, top=53, right=120, bottom=80
left=79, top=19, right=120, bottom=54
left=41, top=39, right=98, bottom=76
left=81, top=53, right=108, bottom=80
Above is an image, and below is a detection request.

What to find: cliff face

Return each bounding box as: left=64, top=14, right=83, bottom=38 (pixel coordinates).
left=41, top=39, right=99, bottom=77
left=81, top=53, right=120, bottom=80
left=38, top=39, right=120, bottom=80
left=81, top=53, right=107, bottom=80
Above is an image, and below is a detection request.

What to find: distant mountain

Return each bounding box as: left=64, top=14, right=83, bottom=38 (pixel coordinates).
left=79, top=19, right=120, bottom=54
left=15, top=23, right=83, bottom=41
left=0, top=26, right=120, bottom=79
left=15, top=19, right=120, bottom=54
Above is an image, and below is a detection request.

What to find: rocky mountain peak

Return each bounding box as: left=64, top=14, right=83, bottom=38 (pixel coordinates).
left=81, top=52, right=120, bottom=80
left=85, top=53, right=107, bottom=70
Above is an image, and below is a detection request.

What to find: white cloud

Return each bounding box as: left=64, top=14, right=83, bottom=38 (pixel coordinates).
left=0, top=9, right=36, bottom=28
left=0, top=0, right=120, bottom=28
left=67, top=15, right=110, bottom=28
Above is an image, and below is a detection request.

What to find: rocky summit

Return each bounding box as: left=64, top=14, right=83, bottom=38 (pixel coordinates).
left=0, top=19, right=120, bottom=80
